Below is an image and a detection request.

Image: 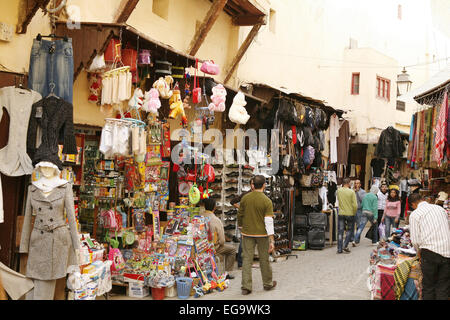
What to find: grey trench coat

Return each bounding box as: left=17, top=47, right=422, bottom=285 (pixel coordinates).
left=19, top=183, right=80, bottom=280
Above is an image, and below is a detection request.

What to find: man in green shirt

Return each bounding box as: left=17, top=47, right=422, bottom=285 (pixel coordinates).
left=238, top=175, right=277, bottom=295
left=337, top=178, right=357, bottom=254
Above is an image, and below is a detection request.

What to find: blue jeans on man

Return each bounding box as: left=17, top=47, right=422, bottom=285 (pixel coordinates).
left=350, top=209, right=363, bottom=242
left=354, top=211, right=378, bottom=244
left=337, top=215, right=355, bottom=253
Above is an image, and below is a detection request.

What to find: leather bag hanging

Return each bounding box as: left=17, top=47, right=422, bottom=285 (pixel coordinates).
left=122, top=47, right=138, bottom=72
left=104, top=38, right=121, bottom=63
left=192, top=59, right=202, bottom=104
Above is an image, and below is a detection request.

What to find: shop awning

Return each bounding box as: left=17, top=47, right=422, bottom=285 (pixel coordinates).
left=413, top=66, right=450, bottom=105
left=249, top=83, right=345, bottom=116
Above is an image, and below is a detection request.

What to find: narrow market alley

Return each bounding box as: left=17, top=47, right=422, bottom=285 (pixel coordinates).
left=106, top=233, right=374, bottom=300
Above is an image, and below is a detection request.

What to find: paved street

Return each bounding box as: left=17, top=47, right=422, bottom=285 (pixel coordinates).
left=107, top=228, right=375, bottom=300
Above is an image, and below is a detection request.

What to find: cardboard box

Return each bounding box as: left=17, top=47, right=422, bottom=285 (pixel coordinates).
left=127, top=283, right=149, bottom=299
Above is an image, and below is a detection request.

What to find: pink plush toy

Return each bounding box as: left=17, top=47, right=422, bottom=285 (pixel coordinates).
left=143, top=88, right=161, bottom=115
left=208, top=84, right=227, bottom=112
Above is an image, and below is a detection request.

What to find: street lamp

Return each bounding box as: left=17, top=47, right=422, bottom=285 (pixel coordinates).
left=397, top=67, right=412, bottom=97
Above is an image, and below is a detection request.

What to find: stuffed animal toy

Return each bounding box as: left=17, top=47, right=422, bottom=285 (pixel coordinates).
left=153, top=75, right=174, bottom=99
left=169, top=89, right=187, bottom=126
left=128, top=88, right=144, bottom=110
left=228, top=91, right=250, bottom=125
left=208, top=84, right=227, bottom=112
left=142, top=88, right=161, bottom=115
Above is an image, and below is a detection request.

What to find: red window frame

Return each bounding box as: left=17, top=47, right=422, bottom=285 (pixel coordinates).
left=376, top=76, right=390, bottom=101
left=351, top=73, right=360, bottom=95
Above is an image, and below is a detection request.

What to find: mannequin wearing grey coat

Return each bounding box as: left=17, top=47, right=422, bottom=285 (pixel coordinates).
left=19, top=183, right=80, bottom=281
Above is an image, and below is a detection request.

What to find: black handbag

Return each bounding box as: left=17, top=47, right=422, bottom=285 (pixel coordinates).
left=365, top=224, right=376, bottom=241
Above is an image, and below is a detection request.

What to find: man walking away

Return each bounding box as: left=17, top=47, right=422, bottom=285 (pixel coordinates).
left=201, top=198, right=236, bottom=279
left=336, top=178, right=357, bottom=254
left=238, top=175, right=276, bottom=295
left=409, top=193, right=450, bottom=300
left=354, top=185, right=379, bottom=245
left=230, top=177, right=254, bottom=269
left=351, top=179, right=366, bottom=247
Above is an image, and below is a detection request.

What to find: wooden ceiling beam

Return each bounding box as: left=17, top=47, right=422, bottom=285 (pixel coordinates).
left=224, top=22, right=263, bottom=84
left=17, top=0, right=51, bottom=34
left=187, top=0, right=228, bottom=56
left=114, top=0, right=140, bottom=23
left=232, top=14, right=266, bottom=26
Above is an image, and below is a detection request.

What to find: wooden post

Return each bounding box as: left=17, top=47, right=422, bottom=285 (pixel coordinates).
left=224, top=22, right=263, bottom=84
left=187, top=0, right=228, bottom=56
left=114, top=0, right=140, bottom=23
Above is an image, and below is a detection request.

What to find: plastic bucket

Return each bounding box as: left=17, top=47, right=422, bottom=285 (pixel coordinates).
left=176, top=277, right=193, bottom=299
left=151, top=287, right=166, bottom=300
left=165, top=285, right=177, bottom=298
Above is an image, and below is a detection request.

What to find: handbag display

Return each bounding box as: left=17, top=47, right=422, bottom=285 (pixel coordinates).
left=300, top=174, right=312, bottom=187
left=192, top=59, right=201, bottom=104
left=310, top=171, right=324, bottom=187
left=200, top=60, right=220, bottom=75
left=104, top=38, right=121, bottom=63
left=138, top=49, right=151, bottom=65
left=122, top=48, right=138, bottom=72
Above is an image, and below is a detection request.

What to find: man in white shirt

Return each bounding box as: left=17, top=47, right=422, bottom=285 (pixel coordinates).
left=409, top=193, right=450, bottom=300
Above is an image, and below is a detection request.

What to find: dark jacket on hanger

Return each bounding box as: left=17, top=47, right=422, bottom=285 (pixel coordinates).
left=375, top=126, right=406, bottom=160
left=27, top=96, right=77, bottom=170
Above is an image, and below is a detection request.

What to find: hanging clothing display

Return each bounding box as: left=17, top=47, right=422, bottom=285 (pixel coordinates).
left=329, top=113, right=339, bottom=164
left=0, top=86, right=42, bottom=225
left=375, top=126, right=405, bottom=161
left=337, top=120, right=349, bottom=165
left=99, top=119, right=147, bottom=158
left=28, top=38, right=74, bottom=103
left=0, top=87, right=42, bottom=176
left=26, top=96, right=78, bottom=170
left=407, top=91, right=449, bottom=168
left=101, top=68, right=132, bottom=105
left=19, top=182, right=80, bottom=280
left=433, top=91, right=448, bottom=166
left=370, top=158, right=385, bottom=177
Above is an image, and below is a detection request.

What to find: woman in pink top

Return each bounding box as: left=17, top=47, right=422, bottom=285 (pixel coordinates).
left=381, top=187, right=401, bottom=240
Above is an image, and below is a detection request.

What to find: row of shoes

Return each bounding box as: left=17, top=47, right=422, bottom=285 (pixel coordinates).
left=274, top=239, right=289, bottom=247
left=274, top=212, right=286, bottom=220
left=225, top=209, right=237, bottom=216
left=274, top=232, right=288, bottom=240
left=224, top=216, right=237, bottom=222
left=274, top=226, right=287, bottom=232
left=224, top=224, right=236, bottom=231
left=276, top=248, right=292, bottom=255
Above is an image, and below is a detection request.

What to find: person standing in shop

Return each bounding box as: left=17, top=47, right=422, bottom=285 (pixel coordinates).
left=238, top=175, right=276, bottom=295
left=354, top=185, right=379, bottom=245
left=381, top=186, right=401, bottom=240
left=408, top=193, right=450, bottom=300
left=201, top=198, right=236, bottom=279
left=377, top=183, right=388, bottom=226
left=351, top=179, right=366, bottom=247
left=230, top=177, right=254, bottom=269
left=336, top=178, right=358, bottom=254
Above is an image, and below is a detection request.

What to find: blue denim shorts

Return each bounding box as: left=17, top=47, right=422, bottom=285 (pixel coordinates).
left=29, top=38, right=74, bottom=103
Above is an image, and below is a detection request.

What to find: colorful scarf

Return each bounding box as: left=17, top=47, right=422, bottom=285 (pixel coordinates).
left=378, top=264, right=396, bottom=300
left=434, top=91, right=448, bottom=166
left=394, top=257, right=418, bottom=299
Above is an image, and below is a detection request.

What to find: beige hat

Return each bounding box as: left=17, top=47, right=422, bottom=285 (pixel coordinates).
left=436, top=191, right=448, bottom=203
